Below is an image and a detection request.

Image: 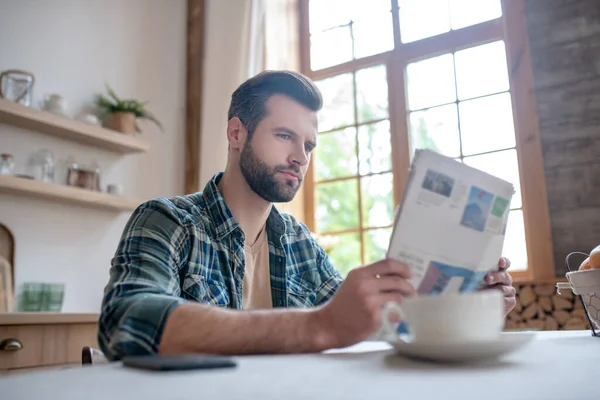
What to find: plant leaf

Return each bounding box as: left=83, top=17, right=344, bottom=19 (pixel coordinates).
left=94, top=84, right=165, bottom=133
left=94, top=94, right=117, bottom=115
left=105, top=83, right=121, bottom=104
left=142, top=111, right=164, bottom=133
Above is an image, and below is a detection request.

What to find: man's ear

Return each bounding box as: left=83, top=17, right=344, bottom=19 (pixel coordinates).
left=227, top=117, right=248, bottom=151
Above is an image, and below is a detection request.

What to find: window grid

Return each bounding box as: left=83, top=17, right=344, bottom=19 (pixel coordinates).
left=318, top=117, right=390, bottom=136
left=300, top=0, right=555, bottom=282
left=405, top=43, right=522, bottom=215
left=313, top=65, right=393, bottom=268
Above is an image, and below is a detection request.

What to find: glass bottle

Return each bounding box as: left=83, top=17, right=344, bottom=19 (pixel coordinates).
left=28, top=149, right=54, bottom=182
left=0, top=153, right=15, bottom=175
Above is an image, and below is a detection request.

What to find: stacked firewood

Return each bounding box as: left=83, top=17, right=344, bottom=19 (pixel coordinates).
left=504, top=283, right=590, bottom=331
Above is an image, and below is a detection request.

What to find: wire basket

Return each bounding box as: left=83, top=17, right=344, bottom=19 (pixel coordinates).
left=556, top=252, right=600, bottom=337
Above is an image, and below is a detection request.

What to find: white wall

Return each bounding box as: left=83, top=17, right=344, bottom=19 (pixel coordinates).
left=0, top=0, right=186, bottom=312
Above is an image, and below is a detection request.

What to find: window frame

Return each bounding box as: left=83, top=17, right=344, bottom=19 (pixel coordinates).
left=298, top=0, right=555, bottom=283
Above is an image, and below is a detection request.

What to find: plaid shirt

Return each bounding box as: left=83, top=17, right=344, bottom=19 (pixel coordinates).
left=98, top=172, right=344, bottom=360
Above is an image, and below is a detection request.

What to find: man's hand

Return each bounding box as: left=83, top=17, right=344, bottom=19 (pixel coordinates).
left=480, top=256, right=516, bottom=316
left=312, top=259, right=416, bottom=349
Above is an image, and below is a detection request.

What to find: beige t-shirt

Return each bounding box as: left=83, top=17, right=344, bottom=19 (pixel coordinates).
left=242, top=226, right=273, bottom=309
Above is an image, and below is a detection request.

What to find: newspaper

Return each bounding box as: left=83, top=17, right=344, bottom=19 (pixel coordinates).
left=386, top=149, right=515, bottom=297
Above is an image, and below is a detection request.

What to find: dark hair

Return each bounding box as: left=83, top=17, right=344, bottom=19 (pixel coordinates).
left=227, top=70, right=323, bottom=137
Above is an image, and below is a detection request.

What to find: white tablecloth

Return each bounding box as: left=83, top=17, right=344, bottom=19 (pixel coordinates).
left=0, top=330, right=597, bottom=400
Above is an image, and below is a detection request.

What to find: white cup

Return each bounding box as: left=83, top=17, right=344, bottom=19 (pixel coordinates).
left=382, top=290, right=504, bottom=344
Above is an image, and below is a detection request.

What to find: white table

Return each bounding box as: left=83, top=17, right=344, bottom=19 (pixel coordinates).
left=0, top=330, right=597, bottom=400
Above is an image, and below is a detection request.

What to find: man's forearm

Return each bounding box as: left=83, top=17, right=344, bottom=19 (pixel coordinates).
left=158, top=303, right=333, bottom=355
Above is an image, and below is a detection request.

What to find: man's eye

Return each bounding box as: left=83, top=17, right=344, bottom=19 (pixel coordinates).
left=278, top=134, right=291, bottom=140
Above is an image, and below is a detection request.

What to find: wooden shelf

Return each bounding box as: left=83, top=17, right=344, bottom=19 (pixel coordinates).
left=0, top=175, right=142, bottom=212
left=0, top=312, right=99, bottom=326
left=0, top=98, right=150, bottom=154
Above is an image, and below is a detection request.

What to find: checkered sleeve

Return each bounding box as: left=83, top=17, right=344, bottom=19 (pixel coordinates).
left=97, top=199, right=190, bottom=361
left=313, top=241, right=344, bottom=306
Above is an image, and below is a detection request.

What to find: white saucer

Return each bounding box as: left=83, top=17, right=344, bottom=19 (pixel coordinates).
left=386, top=331, right=536, bottom=363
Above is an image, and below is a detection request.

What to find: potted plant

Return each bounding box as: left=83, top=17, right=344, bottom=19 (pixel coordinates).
left=94, top=84, right=163, bottom=135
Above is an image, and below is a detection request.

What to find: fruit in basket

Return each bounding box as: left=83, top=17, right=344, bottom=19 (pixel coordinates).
left=590, top=245, right=600, bottom=269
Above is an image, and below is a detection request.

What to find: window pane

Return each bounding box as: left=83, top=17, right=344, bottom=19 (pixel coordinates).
left=409, top=103, right=460, bottom=158
left=358, top=120, right=392, bottom=175
left=450, top=0, right=502, bottom=30
left=463, top=149, right=522, bottom=209
left=310, top=26, right=353, bottom=71
left=353, top=13, right=394, bottom=59
left=364, top=228, right=393, bottom=264
left=361, top=173, right=394, bottom=228
left=459, top=92, right=515, bottom=156
left=406, top=54, right=456, bottom=110
left=455, top=40, right=509, bottom=101
left=356, top=65, right=389, bottom=123
left=502, top=210, right=528, bottom=272
left=316, top=179, right=359, bottom=232
left=399, top=0, right=451, bottom=43
left=309, top=0, right=351, bottom=34
left=327, top=232, right=361, bottom=277
left=350, top=0, right=391, bottom=22
left=316, top=73, right=355, bottom=132
left=315, top=128, right=358, bottom=181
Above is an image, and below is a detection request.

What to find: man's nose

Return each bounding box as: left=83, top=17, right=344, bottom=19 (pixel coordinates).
left=291, top=145, right=309, bottom=167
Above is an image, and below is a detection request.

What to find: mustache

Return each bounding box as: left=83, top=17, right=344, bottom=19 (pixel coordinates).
left=276, top=166, right=301, bottom=175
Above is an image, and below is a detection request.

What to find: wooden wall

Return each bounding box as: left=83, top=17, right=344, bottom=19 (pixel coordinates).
left=524, top=0, right=600, bottom=277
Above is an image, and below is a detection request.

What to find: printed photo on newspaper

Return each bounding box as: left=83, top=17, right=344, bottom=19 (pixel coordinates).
left=386, top=149, right=515, bottom=297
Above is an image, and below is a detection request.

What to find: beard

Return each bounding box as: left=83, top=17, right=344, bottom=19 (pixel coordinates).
left=239, top=141, right=302, bottom=203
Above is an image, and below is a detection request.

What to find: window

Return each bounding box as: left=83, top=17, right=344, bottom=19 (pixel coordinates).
left=405, top=41, right=527, bottom=273
left=311, top=66, right=394, bottom=276
left=300, top=0, right=554, bottom=282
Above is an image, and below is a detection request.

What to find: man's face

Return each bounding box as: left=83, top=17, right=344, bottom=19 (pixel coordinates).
left=239, top=94, right=318, bottom=203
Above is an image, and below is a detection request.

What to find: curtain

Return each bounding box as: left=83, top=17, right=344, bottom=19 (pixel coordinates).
left=247, top=0, right=266, bottom=78
left=199, top=0, right=262, bottom=187
left=199, top=0, right=305, bottom=221
left=263, top=0, right=306, bottom=221
left=265, top=0, right=301, bottom=72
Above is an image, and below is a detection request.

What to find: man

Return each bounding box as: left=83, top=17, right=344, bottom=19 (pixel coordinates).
left=98, top=71, right=516, bottom=360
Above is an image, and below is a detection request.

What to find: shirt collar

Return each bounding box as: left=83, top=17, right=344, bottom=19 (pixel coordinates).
left=202, top=172, right=287, bottom=240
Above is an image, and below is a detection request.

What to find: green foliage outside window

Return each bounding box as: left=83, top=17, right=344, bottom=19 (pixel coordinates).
left=314, top=85, right=442, bottom=277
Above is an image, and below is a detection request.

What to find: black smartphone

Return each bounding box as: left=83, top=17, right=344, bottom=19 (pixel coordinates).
left=122, top=354, right=237, bottom=371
